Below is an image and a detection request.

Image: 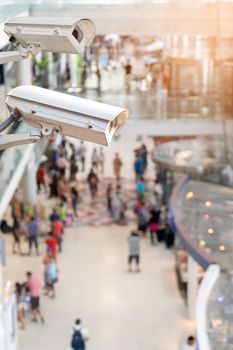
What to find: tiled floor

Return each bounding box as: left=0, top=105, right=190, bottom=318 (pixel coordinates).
left=2, top=135, right=193, bottom=350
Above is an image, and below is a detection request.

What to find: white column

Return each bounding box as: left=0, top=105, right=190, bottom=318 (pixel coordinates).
left=48, top=52, right=57, bottom=89
left=187, top=254, right=199, bottom=320
left=22, top=156, right=37, bottom=206
left=68, top=54, right=77, bottom=88
left=0, top=258, right=2, bottom=303
left=202, top=58, right=209, bottom=96
left=16, top=58, right=32, bottom=86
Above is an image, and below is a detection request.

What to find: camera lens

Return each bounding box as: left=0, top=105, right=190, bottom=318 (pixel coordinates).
left=72, top=26, right=84, bottom=44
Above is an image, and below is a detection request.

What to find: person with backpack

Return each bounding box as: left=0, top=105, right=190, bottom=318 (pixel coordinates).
left=71, top=319, right=89, bottom=350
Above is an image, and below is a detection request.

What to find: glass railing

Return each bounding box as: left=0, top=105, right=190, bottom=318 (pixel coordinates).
left=207, top=271, right=233, bottom=350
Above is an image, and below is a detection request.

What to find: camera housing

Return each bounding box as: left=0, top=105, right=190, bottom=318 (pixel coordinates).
left=4, top=17, right=96, bottom=54
left=5, top=85, right=129, bottom=146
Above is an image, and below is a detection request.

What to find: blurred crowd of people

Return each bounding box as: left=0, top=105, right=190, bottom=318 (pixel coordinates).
left=0, top=133, right=179, bottom=346
left=49, top=34, right=171, bottom=97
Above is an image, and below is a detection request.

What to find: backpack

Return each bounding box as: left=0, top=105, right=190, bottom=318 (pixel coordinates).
left=71, top=329, right=85, bottom=350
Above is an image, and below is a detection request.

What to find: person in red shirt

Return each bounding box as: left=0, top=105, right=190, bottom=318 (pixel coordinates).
left=44, top=234, right=57, bottom=258
left=37, top=164, right=46, bottom=193
left=51, top=219, right=64, bottom=253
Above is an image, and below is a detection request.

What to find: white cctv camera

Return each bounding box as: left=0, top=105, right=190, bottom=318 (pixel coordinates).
left=3, top=16, right=96, bottom=55
left=5, top=85, right=129, bottom=146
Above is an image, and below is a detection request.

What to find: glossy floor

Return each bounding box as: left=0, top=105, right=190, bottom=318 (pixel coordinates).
left=4, top=224, right=192, bottom=350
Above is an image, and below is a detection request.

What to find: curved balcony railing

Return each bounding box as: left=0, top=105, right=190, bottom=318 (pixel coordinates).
left=170, top=174, right=233, bottom=350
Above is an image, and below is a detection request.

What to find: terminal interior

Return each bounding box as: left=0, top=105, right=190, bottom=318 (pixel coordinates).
left=0, top=1, right=233, bottom=350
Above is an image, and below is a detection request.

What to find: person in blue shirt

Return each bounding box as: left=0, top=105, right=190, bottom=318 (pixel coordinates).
left=27, top=216, right=39, bottom=255
left=134, top=152, right=144, bottom=181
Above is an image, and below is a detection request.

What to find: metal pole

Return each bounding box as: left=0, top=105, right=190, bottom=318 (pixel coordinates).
left=216, top=0, right=229, bottom=164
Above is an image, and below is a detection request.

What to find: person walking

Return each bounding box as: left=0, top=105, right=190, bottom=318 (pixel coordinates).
left=51, top=217, right=64, bottom=253
left=49, top=208, right=60, bottom=222
left=99, top=147, right=105, bottom=175
left=70, top=155, right=78, bottom=181
left=45, top=255, right=57, bottom=298
left=37, top=163, right=46, bottom=193
left=57, top=202, right=67, bottom=225
left=87, top=168, right=98, bottom=199
left=124, top=59, right=132, bottom=93
left=57, top=174, right=67, bottom=203
left=12, top=217, right=22, bottom=255
left=27, top=216, right=39, bottom=256
left=71, top=318, right=89, bottom=350
left=148, top=209, right=160, bottom=245
left=91, top=148, right=99, bottom=171
left=106, top=183, right=113, bottom=217
left=44, top=233, right=57, bottom=259
left=127, top=231, right=140, bottom=272
left=25, top=271, right=44, bottom=323
left=56, top=153, right=67, bottom=176
left=134, top=152, right=144, bottom=181
left=140, top=144, right=148, bottom=173
left=136, top=176, right=145, bottom=199
left=112, top=185, right=122, bottom=222
left=15, top=282, right=28, bottom=329
left=49, top=172, right=59, bottom=198
left=136, top=202, right=148, bottom=237
left=77, top=141, right=87, bottom=172
left=113, top=153, right=123, bottom=180
left=71, top=187, right=79, bottom=219
left=154, top=178, right=163, bottom=205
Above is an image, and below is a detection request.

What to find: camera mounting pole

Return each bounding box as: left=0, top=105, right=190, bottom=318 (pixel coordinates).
left=0, top=131, right=42, bottom=149
left=0, top=51, right=29, bottom=65
left=0, top=111, right=42, bottom=150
